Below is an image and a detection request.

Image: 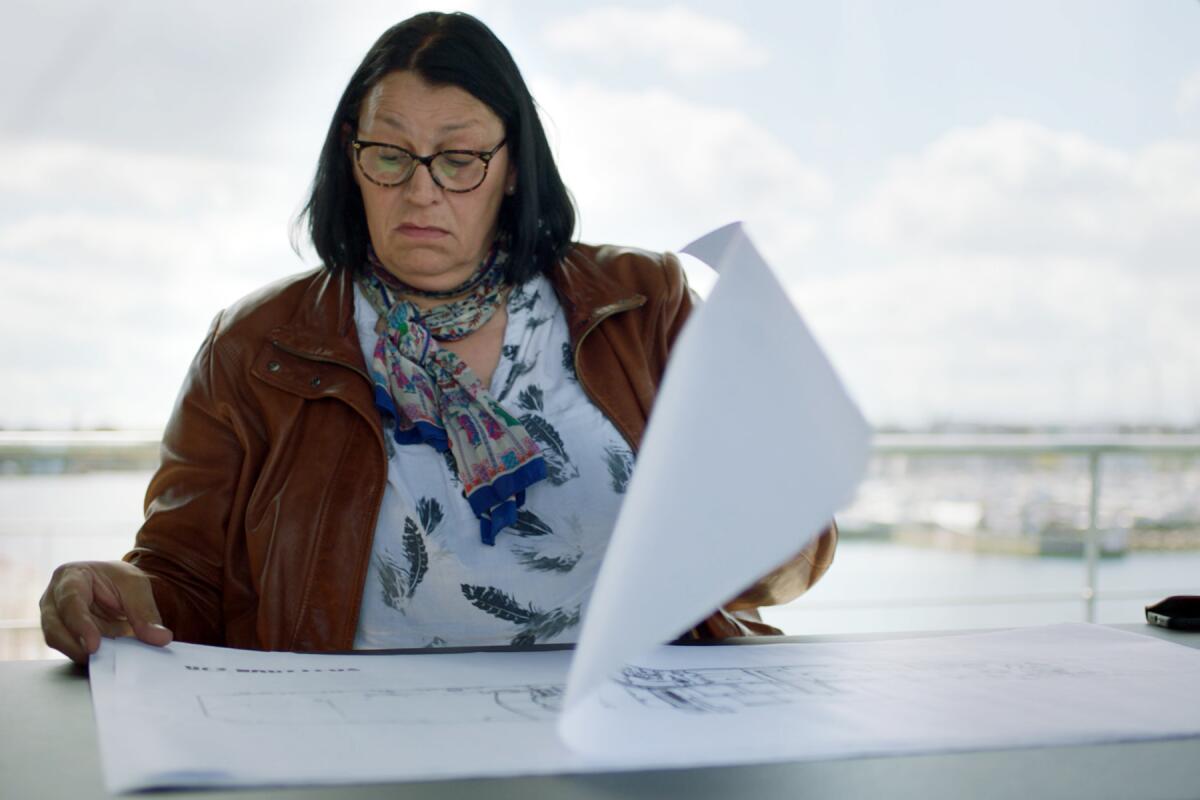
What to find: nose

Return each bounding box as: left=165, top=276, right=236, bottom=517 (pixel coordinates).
left=402, top=161, right=442, bottom=205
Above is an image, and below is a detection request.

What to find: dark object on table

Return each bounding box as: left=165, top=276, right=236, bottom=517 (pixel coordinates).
left=1146, top=596, right=1200, bottom=631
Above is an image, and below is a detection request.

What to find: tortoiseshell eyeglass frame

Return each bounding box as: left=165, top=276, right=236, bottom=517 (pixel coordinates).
left=351, top=138, right=507, bottom=193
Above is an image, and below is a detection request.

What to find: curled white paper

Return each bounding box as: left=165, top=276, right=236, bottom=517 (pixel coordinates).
left=560, top=222, right=872, bottom=750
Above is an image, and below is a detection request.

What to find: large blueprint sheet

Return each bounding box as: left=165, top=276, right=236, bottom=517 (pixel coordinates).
left=92, top=624, right=1200, bottom=792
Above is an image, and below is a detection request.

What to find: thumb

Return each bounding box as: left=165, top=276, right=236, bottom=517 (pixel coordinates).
left=106, top=568, right=174, bottom=646
left=131, top=618, right=174, bottom=646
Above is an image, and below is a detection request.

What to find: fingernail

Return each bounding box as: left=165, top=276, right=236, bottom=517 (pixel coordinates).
left=78, top=635, right=89, bottom=652
left=150, top=623, right=169, bottom=632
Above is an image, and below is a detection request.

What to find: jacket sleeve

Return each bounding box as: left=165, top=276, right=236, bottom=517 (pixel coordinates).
left=123, top=312, right=244, bottom=645
left=658, top=253, right=840, bottom=640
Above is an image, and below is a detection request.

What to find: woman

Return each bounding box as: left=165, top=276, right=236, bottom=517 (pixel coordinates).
left=40, top=11, right=836, bottom=664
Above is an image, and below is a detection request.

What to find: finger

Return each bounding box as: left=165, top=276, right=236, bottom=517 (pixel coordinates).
left=39, top=597, right=90, bottom=665
left=132, top=618, right=173, bottom=647
left=51, top=568, right=104, bottom=657
left=95, top=617, right=135, bottom=639
left=96, top=568, right=173, bottom=647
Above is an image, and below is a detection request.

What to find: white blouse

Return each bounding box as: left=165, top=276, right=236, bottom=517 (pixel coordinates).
left=351, top=274, right=634, bottom=648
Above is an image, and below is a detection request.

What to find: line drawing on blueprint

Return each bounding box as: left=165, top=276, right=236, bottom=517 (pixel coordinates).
left=610, top=665, right=843, bottom=714
left=609, top=659, right=1102, bottom=714
left=194, top=659, right=1101, bottom=725
left=197, top=684, right=565, bottom=725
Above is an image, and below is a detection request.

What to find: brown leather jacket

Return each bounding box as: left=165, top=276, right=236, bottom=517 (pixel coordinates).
left=125, top=243, right=837, bottom=650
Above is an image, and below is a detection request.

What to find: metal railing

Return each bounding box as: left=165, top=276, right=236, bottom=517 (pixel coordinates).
left=871, top=433, right=1200, bottom=621
left=2, top=431, right=1199, bottom=647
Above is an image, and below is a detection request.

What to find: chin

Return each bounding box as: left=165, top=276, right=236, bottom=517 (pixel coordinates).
left=385, top=242, right=448, bottom=266
left=381, top=249, right=463, bottom=284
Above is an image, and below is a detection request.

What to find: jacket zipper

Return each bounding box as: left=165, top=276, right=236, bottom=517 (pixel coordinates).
left=572, top=297, right=647, bottom=453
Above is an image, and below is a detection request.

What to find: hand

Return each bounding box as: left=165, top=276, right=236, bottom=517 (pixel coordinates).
left=40, top=560, right=173, bottom=664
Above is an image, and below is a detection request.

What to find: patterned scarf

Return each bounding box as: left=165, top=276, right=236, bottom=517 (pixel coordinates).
left=357, top=245, right=547, bottom=545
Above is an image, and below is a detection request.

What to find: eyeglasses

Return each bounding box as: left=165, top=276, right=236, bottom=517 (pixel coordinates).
left=351, top=138, right=507, bottom=193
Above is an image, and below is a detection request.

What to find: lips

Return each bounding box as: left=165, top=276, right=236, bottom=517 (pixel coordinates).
left=396, top=223, right=449, bottom=238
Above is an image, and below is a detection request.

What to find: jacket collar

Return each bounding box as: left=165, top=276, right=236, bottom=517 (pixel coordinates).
left=268, top=265, right=367, bottom=373
left=548, top=246, right=648, bottom=345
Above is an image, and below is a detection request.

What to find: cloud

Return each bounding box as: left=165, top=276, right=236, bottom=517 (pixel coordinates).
left=798, top=253, right=1200, bottom=427
left=1176, top=68, right=1200, bottom=119
left=1, top=0, right=482, bottom=158
left=819, top=119, right=1200, bottom=427
left=0, top=138, right=310, bottom=429
left=531, top=76, right=831, bottom=262
left=542, top=5, right=767, bottom=77
left=848, top=118, right=1200, bottom=272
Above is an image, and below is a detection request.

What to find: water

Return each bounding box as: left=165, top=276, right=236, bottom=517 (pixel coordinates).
left=760, top=539, right=1198, bottom=635
left=2, top=470, right=1197, bottom=658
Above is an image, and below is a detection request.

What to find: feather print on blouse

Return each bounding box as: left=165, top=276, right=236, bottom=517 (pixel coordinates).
left=525, top=314, right=552, bottom=332
left=490, top=285, right=542, bottom=402
left=460, top=584, right=581, bottom=646
left=375, top=516, right=429, bottom=612
left=439, top=449, right=461, bottom=485
left=511, top=512, right=583, bottom=574
left=507, top=508, right=554, bottom=537
left=375, top=551, right=405, bottom=611
left=401, top=517, right=429, bottom=598
left=516, top=385, right=578, bottom=485
left=508, top=284, right=540, bottom=314
left=496, top=349, right=536, bottom=402
left=511, top=544, right=581, bottom=573
left=560, top=342, right=577, bottom=381
left=604, top=444, right=634, bottom=494
left=416, top=497, right=445, bottom=535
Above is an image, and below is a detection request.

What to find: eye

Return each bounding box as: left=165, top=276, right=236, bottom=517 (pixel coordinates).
left=371, top=148, right=414, bottom=174
left=377, top=150, right=407, bottom=165
left=442, top=154, right=476, bottom=169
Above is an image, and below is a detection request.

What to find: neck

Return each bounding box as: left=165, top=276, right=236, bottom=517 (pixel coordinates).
left=404, top=290, right=466, bottom=312
left=368, top=243, right=500, bottom=307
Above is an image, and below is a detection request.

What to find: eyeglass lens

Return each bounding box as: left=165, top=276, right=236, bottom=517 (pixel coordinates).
left=360, top=147, right=489, bottom=190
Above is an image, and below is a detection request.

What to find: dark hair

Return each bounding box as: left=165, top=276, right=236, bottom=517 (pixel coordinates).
left=299, top=12, right=576, bottom=281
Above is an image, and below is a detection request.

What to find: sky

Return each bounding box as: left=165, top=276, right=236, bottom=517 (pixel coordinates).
left=2, top=0, right=1198, bottom=430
